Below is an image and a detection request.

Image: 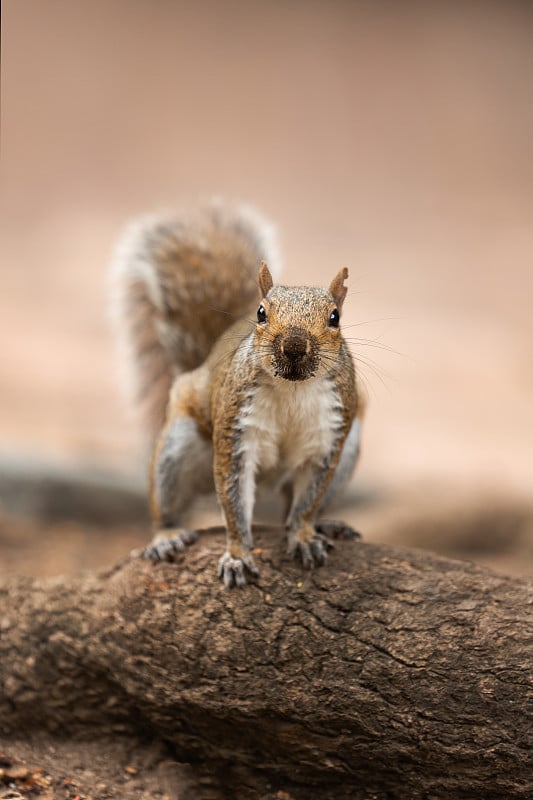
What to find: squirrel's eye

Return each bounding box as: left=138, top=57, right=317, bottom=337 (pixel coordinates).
left=257, top=305, right=268, bottom=324
left=328, top=308, right=340, bottom=328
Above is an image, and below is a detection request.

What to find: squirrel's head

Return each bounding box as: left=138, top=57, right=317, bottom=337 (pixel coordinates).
left=254, top=262, right=348, bottom=382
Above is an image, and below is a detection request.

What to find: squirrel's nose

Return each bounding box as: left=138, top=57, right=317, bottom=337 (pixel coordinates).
left=281, top=328, right=310, bottom=360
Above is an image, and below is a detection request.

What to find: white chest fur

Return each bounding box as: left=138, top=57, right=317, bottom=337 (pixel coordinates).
left=238, top=376, right=343, bottom=478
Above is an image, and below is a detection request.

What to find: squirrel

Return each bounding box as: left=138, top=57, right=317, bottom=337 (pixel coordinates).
left=111, top=202, right=365, bottom=587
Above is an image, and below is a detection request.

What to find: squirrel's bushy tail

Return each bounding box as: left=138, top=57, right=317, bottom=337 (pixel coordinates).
left=110, top=202, right=281, bottom=447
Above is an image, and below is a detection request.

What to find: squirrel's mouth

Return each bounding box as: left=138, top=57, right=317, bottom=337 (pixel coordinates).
left=275, top=363, right=317, bottom=382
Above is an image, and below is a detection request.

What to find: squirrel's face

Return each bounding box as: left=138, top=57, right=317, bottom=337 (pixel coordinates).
left=254, top=263, right=348, bottom=382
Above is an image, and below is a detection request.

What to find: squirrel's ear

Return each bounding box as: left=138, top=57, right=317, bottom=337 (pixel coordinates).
left=258, top=261, right=274, bottom=297
left=329, top=267, right=349, bottom=310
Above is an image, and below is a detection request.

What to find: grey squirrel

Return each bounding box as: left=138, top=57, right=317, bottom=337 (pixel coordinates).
left=111, top=202, right=365, bottom=587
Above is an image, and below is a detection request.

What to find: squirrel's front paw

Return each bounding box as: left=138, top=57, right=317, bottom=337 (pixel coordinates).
left=142, top=528, right=198, bottom=561
left=287, top=525, right=334, bottom=569
left=218, top=551, right=259, bottom=589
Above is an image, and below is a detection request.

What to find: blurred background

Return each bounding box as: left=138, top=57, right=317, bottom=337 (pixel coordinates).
left=1, top=0, right=532, bottom=577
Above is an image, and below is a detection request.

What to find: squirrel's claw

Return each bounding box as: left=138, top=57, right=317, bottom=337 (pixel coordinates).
left=143, top=528, right=198, bottom=561
left=315, top=520, right=361, bottom=541
left=218, top=551, right=259, bottom=589
left=287, top=529, right=333, bottom=569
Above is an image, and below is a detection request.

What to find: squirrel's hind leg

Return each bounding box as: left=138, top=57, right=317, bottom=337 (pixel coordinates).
left=315, top=418, right=362, bottom=542
left=145, top=415, right=214, bottom=561
left=320, top=418, right=361, bottom=511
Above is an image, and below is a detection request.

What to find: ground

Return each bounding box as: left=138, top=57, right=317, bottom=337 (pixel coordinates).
left=0, top=737, right=228, bottom=800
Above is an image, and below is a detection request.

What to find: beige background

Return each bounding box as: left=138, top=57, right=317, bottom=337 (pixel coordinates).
left=1, top=2, right=532, bottom=553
